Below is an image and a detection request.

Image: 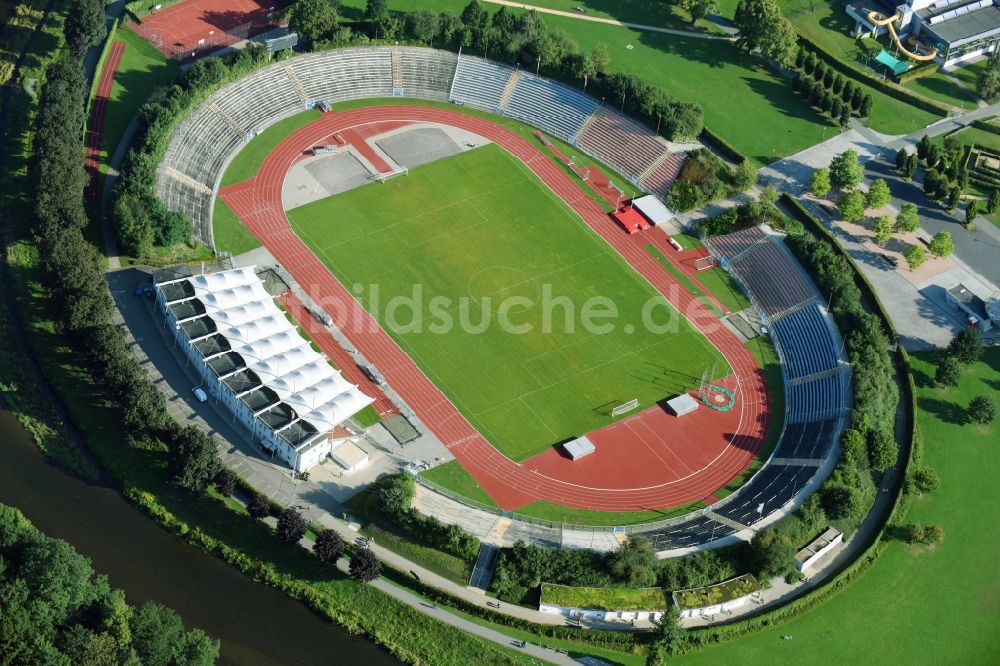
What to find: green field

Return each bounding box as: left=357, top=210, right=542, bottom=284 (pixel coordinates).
left=288, top=144, right=728, bottom=461
left=101, top=27, right=177, bottom=169
left=679, top=349, right=1000, bottom=663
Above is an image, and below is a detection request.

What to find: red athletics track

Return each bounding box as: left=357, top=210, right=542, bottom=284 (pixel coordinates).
left=136, top=0, right=280, bottom=58
left=85, top=41, right=125, bottom=201
left=219, top=107, right=770, bottom=512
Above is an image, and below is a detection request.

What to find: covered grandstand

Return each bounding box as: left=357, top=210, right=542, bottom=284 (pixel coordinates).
left=155, top=266, right=374, bottom=472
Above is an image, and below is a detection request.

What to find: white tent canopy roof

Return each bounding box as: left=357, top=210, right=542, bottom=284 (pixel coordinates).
left=160, top=266, right=374, bottom=441
left=632, top=195, right=675, bottom=225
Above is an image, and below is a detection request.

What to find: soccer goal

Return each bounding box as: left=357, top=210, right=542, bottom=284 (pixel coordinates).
left=611, top=399, right=639, bottom=417
left=694, top=255, right=716, bottom=271
left=375, top=167, right=408, bottom=183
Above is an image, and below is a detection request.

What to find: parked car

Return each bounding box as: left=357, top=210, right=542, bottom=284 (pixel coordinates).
left=192, top=387, right=208, bottom=402
left=359, top=365, right=385, bottom=386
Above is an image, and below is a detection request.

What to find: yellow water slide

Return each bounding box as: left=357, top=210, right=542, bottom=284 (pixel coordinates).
left=867, top=11, right=938, bottom=61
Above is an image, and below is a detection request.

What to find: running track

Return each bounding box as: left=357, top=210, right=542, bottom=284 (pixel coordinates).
left=219, top=106, right=770, bottom=511
left=85, top=41, right=124, bottom=201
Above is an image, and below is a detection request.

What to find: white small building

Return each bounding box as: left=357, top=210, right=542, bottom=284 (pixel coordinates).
left=538, top=583, right=667, bottom=622
left=631, top=194, right=675, bottom=227
left=154, top=266, right=375, bottom=473
left=795, top=527, right=844, bottom=572
left=562, top=435, right=596, bottom=460
left=666, top=393, right=699, bottom=416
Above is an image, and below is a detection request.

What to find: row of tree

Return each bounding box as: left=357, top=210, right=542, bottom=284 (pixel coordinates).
left=284, top=0, right=705, bottom=141
left=933, top=328, right=995, bottom=425
left=0, top=503, right=219, bottom=664
left=792, top=46, right=873, bottom=126
left=29, top=1, right=229, bottom=496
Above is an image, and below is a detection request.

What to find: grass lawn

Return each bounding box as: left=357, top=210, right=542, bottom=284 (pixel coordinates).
left=100, top=27, right=178, bottom=169
left=693, top=264, right=751, bottom=313
left=219, top=108, right=323, bottom=187
left=421, top=460, right=500, bottom=508
left=679, top=349, right=1000, bottom=663
left=213, top=197, right=262, bottom=256
left=950, top=58, right=988, bottom=91
left=903, top=71, right=976, bottom=110
left=288, top=144, right=728, bottom=461
left=645, top=244, right=724, bottom=317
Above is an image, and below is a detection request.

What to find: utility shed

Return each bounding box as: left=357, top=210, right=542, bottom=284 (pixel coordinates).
left=666, top=393, right=699, bottom=416
left=563, top=436, right=596, bottom=461
left=632, top=194, right=675, bottom=226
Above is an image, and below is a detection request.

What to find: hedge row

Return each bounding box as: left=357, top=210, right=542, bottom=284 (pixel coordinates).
left=896, top=62, right=939, bottom=84
left=699, top=126, right=747, bottom=165
left=780, top=193, right=897, bottom=338
left=796, top=33, right=951, bottom=116
left=971, top=118, right=1000, bottom=136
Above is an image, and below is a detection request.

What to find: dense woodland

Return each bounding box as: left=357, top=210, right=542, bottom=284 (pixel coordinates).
left=0, top=504, right=219, bottom=664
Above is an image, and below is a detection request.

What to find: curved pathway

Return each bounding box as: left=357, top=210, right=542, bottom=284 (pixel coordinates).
left=219, top=106, right=769, bottom=512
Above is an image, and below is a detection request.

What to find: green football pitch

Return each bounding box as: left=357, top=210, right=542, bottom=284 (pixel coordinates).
left=287, top=145, right=729, bottom=461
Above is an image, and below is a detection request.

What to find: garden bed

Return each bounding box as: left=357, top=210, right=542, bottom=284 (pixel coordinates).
left=672, top=574, right=761, bottom=610
left=540, top=583, right=667, bottom=612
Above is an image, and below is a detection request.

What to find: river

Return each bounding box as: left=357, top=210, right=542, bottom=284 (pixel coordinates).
left=0, top=407, right=398, bottom=665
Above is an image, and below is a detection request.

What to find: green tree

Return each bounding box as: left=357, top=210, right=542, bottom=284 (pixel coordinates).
left=650, top=606, right=688, bottom=659
left=840, top=428, right=868, bottom=470
left=214, top=469, right=236, bottom=497
left=65, top=0, right=107, bottom=55
left=608, top=537, right=658, bottom=587
left=917, top=134, right=931, bottom=160
left=811, top=166, right=831, bottom=197
left=905, top=152, right=918, bottom=181
left=168, top=426, right=221, bottom=493
left=895, top=148, right=908, bottom=171
left=490, top=5, right=516, bottom=41
left=989, top=189, right=1000, bottom=214
left=276, top=507, right=308, bottom=545
left=867, top=429, right=897, bottom=473
left=378, top=474, right=415, bottom=516
left=830, top=149, right=863, bottom=190
left=821, top=484, right=864, bottom=520
left=313, top=529, right=345, bottom=564
left=679, top=0, right=719, bottom=23
left=406, top=10, right=439, bottom=43
left=947, top=326, right=983, bottom=363
left=865, top=178, right=892, bottom=209
left=364, top=0, right=387, bottom=23
left=349, top=548, right=382, bottom=582
left=859, top=93, right=873, bottom=117
left=839, top=190, right=866, bottom=222
left=965, top=199, right=979, bottom=228
left=977, top=54, right=1000, bottom=102
left=902, top=523, right=925, bottom=544
left=248, top=493, right=270, bottom=519
left=912, top=467, right=941, bottom=494
left=733, top=0, right=798, bottom=65
left=461, top=0, right=489, bottom=41
left=589, top=41, right=612, bottom=75
left=287, top=0, right=339, bottom=44
left=928, top=230, right=954, bottom=258
left=873, top=214, right=895, bottom=245
left=968, top=395, right=996, bottom=424
left=749, top=526, right=794, bottom=577
left=946, top=187, right=961, bottom=214
left=925, top=523, right=945, bottom=544
left=733, top=159, right=758, bottom=190
left=896, top=202, right=919, bottom=232
left=934, top=355, right=962, bottom=387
